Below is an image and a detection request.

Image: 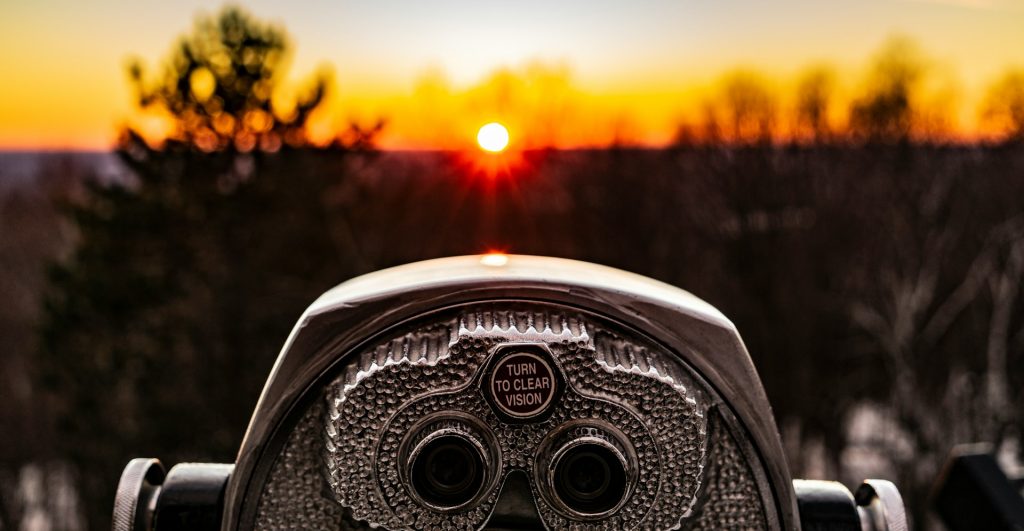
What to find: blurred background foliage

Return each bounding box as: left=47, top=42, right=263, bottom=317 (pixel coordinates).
left=123, top=8, right=328, bottom=154
left=1, top=5, right=1023, bottom=530
left=31, top=9, right=367, bottom=529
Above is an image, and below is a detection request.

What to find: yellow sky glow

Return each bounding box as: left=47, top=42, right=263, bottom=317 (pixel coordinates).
left=1, top=0, right=1023, bottom=150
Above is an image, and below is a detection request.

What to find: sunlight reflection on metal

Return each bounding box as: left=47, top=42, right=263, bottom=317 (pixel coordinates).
left=480, top=253, right=509, bottom=267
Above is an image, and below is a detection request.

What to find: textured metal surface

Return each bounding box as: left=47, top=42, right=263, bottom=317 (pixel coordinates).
left=228, top=255, right=798, bottom=529
left=855, top=480, right=908, bottom=531
left=112, top=458, right=165, bottom=531
left=252, top=303, right=772, bottom=530
left=687, top=414, right=769, bottom=530
left=252, top=403, right=351, bottom=530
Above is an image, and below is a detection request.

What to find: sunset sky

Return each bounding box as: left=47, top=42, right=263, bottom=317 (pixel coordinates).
left=1, top=0, right=1023, bottom=150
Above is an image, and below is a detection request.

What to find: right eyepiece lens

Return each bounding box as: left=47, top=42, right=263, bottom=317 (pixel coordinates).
left=411, top=435, right=485, bottom=508
left=553, top=443, right=627, bottom=515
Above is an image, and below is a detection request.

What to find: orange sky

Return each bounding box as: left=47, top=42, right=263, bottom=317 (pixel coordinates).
left=1, top=0, right=1023, bottom=150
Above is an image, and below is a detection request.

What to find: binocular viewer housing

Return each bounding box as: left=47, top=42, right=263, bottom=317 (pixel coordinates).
left=114, top=255, right=908, bottom=530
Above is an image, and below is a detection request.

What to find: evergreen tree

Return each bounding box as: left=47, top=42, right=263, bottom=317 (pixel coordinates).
left=38, top=8, right=368, bottom=528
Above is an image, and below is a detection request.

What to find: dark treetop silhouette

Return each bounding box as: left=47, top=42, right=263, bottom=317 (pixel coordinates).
left=38, top=8, right=371, bottom=529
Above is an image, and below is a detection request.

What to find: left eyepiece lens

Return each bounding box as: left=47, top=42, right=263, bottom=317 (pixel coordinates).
left=411, top=435, right=485, bottom=507
left=402, top=416, right=495, bottom=511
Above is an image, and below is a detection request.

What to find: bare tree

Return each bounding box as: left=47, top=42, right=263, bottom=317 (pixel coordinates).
left=849, top=153, right=1024, bottom=527
left=849, top=37, right=925, bottom=143
left=981, top=69, right=1024, bottom=142
left=796, top=66, right=837, bottom=143
left=706, top=70, right=778, bottom=144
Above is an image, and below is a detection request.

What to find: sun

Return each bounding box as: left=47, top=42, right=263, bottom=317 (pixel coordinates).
left=477, top=122, right=510, bottom=152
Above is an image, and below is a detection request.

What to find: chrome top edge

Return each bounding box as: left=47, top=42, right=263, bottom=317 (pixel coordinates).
left=310, top=255, right=733, bottom=331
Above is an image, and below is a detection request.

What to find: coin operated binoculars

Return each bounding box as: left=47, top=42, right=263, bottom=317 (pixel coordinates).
left=113, top=255, right=908, bottom=530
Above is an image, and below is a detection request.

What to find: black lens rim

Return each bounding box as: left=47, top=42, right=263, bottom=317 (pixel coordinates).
left=536, top=421, right=638, bottom=520
left=552, top=442, right=628, bottom=514
left=410, top=434, right=486, bottom=509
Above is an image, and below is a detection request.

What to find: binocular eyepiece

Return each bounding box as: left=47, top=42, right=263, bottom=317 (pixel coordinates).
left=403, top=414, right=495, bottom=511
left=114, top=255, right=908, bottom=530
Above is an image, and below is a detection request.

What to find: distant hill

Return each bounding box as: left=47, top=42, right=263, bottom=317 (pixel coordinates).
left=0, top=151, right=124, bottom=190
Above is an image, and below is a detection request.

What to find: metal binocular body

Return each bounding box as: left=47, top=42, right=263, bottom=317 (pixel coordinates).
left=113, top=255, right=907, bottom=530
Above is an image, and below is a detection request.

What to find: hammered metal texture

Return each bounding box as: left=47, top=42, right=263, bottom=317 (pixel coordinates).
left=254, top=403, right=361, bottom=530
left=686, top=412, right=768, bottom=530
left=253, top=303, right=772, bottom=530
